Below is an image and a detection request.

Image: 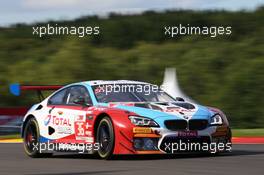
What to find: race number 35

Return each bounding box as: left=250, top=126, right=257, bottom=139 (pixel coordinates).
left=75, top=122, right=85, bottom=136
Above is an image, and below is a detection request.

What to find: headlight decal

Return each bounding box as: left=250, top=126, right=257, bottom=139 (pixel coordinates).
left=129, top=116, right=159, bottom=127
left=210, top=114, right=223, bottom=125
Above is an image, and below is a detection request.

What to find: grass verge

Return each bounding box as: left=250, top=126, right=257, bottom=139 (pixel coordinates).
left=0, top=134, right=20, bottom=139
left=232, top=128, right=264, bottom=137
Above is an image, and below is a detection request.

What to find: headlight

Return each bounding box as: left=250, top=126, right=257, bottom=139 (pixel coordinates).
left=129, top=116, right=159, bottom=127
left=210, top=114, right=223, bottom=125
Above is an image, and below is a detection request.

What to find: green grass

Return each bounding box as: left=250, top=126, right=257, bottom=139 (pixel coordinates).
left=0, top=134, right=20, bottom=139
left=232, top=129, right=264, bottom=137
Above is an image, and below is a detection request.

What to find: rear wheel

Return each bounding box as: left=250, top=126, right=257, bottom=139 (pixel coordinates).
left=96, top=117, right=115, bottom=159
left=23, top=118, right=52, bottom=158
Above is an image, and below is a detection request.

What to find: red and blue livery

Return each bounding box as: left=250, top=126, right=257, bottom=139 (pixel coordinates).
left=21, top=80, right=232, bottom=159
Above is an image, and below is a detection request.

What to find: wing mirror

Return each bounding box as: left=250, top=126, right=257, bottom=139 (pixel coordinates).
left=175, top=97, right=185, bottom=102
left=73, top=96, right=91, bottom=107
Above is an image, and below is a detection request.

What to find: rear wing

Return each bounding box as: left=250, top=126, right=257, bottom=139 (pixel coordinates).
left=9, top=84, right=63, bottom=101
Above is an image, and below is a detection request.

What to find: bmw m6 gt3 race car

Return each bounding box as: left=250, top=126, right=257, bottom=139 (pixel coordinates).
left=21, top=80, right=232, bottom=159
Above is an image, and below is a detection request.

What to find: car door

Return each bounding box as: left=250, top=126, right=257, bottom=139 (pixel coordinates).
left=64, top=85, right=94, bottom=144
left=45, top=87, right=71, bottom=142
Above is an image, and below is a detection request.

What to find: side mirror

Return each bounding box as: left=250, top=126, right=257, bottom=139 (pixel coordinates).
left=175, top=97, right=185, bottom=102
left=73, top=96, right=90, bottom=106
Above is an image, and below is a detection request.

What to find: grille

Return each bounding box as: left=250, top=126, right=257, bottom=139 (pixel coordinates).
left=164, top=120, right=187, bottom=131
left=164, top=119, right=208, bottom=131
left=189, top=119, right=208, bottom=130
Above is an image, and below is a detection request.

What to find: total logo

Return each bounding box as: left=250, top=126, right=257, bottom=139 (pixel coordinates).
left=44, top=115, right=71, bottom=126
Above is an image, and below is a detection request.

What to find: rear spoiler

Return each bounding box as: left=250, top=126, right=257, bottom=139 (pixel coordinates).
left=9, top=84, right=63, bottom=101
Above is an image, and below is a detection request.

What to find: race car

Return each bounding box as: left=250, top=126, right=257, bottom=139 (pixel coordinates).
left=21, top=80, right=232, bottom=159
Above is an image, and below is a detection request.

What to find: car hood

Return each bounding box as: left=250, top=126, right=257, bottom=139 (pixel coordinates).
left=107, top=102, right=214, bottom=123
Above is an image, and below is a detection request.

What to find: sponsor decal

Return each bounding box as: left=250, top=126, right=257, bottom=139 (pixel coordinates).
left=85, top=131, right=92, bottom=136
left=86, top=111, right=93, bottom=114
left=44, top=115, right=71, bottom=126
left=178, top=130, right=198, bottom=137
left=89, top=106, right=105, bottom=111
left=75, top=136, right=94, bottom=143
left=74, top=121, right=93, bottom=142
left=109, top=103, right=134, bottom=107
left=52, top=116, right=71, bottom=126
left=58, top=126, right=72, bottom=134
left=164, top=107, right=195, bottom=113
left=76, top=115, right=85, bottom=122
left=44, top=115, right=52, bottom=126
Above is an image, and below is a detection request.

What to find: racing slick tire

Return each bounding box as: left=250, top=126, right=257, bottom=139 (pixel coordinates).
left=96, top=117, right=115, bottom=159
left=23, top=117, right=53, bottom=158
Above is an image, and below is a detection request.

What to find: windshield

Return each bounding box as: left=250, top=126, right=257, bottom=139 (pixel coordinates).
left=92, top=84, right=175, bottom=103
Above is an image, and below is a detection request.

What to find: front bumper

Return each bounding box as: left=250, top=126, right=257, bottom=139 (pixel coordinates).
left=129, top=126, right=231, bottom=154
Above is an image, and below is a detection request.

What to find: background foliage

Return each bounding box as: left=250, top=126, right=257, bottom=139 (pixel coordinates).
left=0, top=7, right=263, bottom=128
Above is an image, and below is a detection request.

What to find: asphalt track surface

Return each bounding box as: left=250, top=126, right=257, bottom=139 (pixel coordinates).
left=0, top=144, right=263, bottom=175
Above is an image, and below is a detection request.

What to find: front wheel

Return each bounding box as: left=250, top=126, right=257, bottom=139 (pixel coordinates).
left=96, top=117, right=115, bottom=159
